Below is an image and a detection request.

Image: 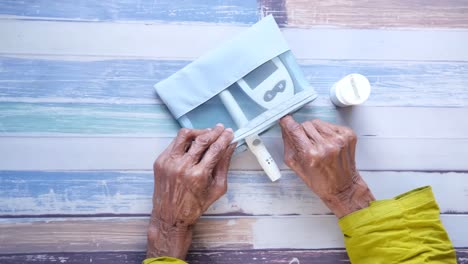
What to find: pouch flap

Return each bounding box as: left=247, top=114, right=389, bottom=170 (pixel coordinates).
left=155, top=15, right=290, bottom=119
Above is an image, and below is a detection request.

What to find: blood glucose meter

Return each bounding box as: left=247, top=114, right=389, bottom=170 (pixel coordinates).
left=237, top=57, right=294, bottom=109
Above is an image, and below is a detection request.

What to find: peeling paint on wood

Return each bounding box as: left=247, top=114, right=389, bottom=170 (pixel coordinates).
left=0, top=250, right=350, bottom=264
left=1, top=0, right=468, bottom=258
left=1, top=137, right=468, bottom=171
left=0, top=0, right=259, bottom=24
left=1, top=249, right=468, bottom=264
left=2, top=21, right=468, bottom=61
left=1, top=171, right=468, bottom=216
left=1, top=103, right=467, bottom=138
left=2, top=0, right=468, bottom=29
left=1, top=57, right=468, bottom=107
left=260, top=0, right=468, bottom=29
left=0, top=216, right=466, bottom=254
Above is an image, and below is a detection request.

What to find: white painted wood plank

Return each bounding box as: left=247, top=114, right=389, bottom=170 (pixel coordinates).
left=1, top=20, right=467, bottom=61
left=331, top=106, right=468, bottom=138
left=0, top=215, right=466, bottom=253
left=1, top=171, right=467, bottom=216
left=252, top=215, right=468, bottom=249
left=0, top=137, right=467, bottom=171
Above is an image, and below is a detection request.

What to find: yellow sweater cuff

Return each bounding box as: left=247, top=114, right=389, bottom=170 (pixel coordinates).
left=143, top=257, right=187, bottom=264
left=338, top=186, right=456, bottom=264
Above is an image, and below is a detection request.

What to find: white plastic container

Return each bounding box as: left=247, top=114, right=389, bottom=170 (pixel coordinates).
left=330, top=74, right=371, bottom=107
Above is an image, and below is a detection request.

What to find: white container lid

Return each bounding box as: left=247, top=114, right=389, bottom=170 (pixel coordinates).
left=330, top=74, right=371, bottom=107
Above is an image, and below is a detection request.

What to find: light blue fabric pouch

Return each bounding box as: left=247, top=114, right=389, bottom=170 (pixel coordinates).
left=155, top=15, right=317, bottom=144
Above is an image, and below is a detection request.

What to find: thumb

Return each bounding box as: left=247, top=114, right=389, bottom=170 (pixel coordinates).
left=205, top=142, right=237, bottom=208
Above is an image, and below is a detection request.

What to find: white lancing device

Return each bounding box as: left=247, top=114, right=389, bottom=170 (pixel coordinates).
left=218, top=57, right=294, bottom=182
left=218, top=89, right=281, bottom=182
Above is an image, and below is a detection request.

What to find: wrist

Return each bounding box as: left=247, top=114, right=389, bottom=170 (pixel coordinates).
left=321, top=176, right=375, bottom=218
left=147, top=212, right=193, bottom=259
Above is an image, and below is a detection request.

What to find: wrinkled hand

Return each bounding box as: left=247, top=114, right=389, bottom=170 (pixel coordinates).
left=147, top=124, right=236, bottom=259
left=280, top=115, right=375, bottom=218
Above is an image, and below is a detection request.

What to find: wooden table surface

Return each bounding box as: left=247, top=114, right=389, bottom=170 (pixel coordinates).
left=1, top=0, right=468, bottom=263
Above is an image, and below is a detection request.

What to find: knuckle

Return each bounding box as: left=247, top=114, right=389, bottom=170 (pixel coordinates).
left=195, top=135, right=211, bottom=145
left=153, top=159, right=162, bottom=170
left=186, top=169, right=203, bottom=182
left=311, top=119, right=322, bottom=125
left=287, top=122, right=303, bottom=133
left=315, top=148, right=327, bottom=159
left=178, top=128, right=190, bottom=137
left=209, top=142, right=223, bottom=153
left=305, top=149, right=318, bottom=160
left=284, top=156, right=295, bottom=167
left=223, top=130, right=234, bottom=141
left=219, top=181, right=228, bottom=195
left=170, top=152, right=182, bottom=160
left=153, top=156, right=168, bottom=170
left=324, top=143, right=340, bottom=156
left=167, top=166, right=182, bottom=177
left=193, top=167, right=205, bottom=176
left=334, top=136, right=347, bottom=147
left=343, top=127, right=357, bottom=141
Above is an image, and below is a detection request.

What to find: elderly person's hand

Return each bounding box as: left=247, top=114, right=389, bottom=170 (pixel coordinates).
left=279, top=115, right=375, bottom=218
left=147, top=124, right=236, bottom=259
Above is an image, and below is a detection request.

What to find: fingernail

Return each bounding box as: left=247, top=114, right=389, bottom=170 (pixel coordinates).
left=216, top=123, right=224, bottom=128
left=206, top=128, right=212, bottom=131
left=226, top=128, right=233, bottom=133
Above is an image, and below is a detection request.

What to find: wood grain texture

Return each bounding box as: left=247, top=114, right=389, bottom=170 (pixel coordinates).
left=0, top=0, right=258, bottom=24
left=2, top=137, right=468, bottom=171
left=260, top=0, right=468, bottom=29
left=2, top=103, right=467, bottom=136
left=2, top=21, right=468, bottom=61
left=2, top=57, right=468, bottom=107
left=2, top=0, right=468, bottom=30
left=1, top=171, right=468, bottom=216
left=1, top=1, right=467, bottom=261
left=0, top=216, right=466, bottom=253
left=0, top=250, right=350, bottom=264
left=3, top=249, right=468, bottom=264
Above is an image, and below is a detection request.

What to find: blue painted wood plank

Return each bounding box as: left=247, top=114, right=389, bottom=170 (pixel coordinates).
left=1, top=170, right=467, bottom=216
left=0, top=171, right=153, bottom=215
left=0, top=101, right=334, bottom=134
left=1, top=57, right=467, bottom=106
left=0, top=102, right=179, bottom=134
left=0, top=0, right=258, bottom=24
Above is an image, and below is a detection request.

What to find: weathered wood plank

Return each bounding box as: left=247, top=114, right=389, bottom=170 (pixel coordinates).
left=0, top=215, right=466, bottom=253
left=1, top=171, right=467, bottom=216
left=2, top=103, right=468, bottom=136
left=1, top=137, right=468, bottom=171
left=2, top=0, right=467, bottom=30
left=1, top=21, right=467, bottom=61
left=0, top=103, right=180, bottom=135
left=2, top=249, right=468, bottom=264
left=0, top=250, right=349, bottom=264
left=2, top=57, right=468, bottom=107
left=260, top=0, right=468, bottom=29
left=0, top=0, right=258, bottom=24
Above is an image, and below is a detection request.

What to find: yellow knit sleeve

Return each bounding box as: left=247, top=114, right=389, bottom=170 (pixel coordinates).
left=142, top=257, right=187, bottom=264
left=339, top=186, right=456, bottom=264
